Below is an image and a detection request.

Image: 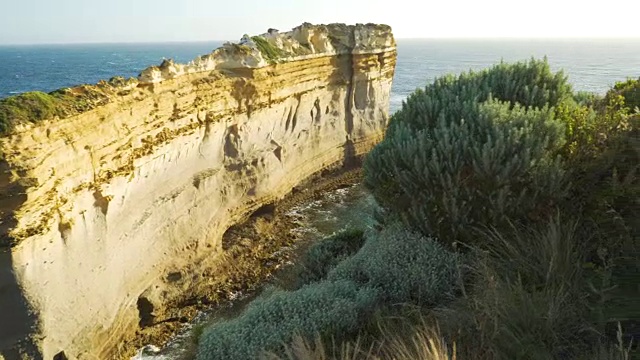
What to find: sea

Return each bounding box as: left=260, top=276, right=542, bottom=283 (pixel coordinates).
left=1, top=39, right=639, bottom=114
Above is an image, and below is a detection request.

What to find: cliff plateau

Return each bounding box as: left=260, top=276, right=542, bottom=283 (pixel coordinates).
left=0, top=23, right=396, bottom=359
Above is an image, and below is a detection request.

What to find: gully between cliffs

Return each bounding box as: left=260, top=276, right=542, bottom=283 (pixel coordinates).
left=127, top=166, right=377, bottom=359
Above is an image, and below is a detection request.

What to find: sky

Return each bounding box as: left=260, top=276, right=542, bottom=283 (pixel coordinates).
left=1, top=0, right=639, bottom=44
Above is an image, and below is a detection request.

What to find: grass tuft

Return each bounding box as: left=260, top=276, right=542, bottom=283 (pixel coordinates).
left=252, top=36, right=285, bottom=64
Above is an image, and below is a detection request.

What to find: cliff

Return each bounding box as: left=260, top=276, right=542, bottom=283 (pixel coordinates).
left=0, top=23, right=396, bottom=359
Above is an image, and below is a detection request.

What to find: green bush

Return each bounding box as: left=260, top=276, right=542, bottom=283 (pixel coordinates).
left=612, top=77, right=640, bottom=112
left=364, top=59, right=572, bottom=244
left=0, top=91, right=59, bottom=135
left=328, top=225, right=461, bottom=306
left=568, top=111, right=639, bottom=341
left=558, top=81, right=638, bottom=295
left=434, top=217, right=596, bottom=360
left=0, top=84, right=116, bottom=136
left=367, top=103, right=568, bottom=244
left=251, top=36, right=285, bottom=64
left=573, top=91, right=601, bottom=106
left=196, top=280, right=378, bottom=360
left=294, top=229, right=366, bottom=288
left=383, top=58, right=570, bottom=136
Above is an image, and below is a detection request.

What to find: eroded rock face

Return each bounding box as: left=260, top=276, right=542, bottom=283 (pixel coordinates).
left=0, top=23, right=396, bottom=359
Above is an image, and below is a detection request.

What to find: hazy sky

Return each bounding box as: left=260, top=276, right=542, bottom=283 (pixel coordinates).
left=2, top=0, right=639, bottom=44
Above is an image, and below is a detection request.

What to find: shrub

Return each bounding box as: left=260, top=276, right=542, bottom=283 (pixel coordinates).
left=252, top=36, right=285, bottom=64
left=383, top=58, right=571, bottom=137
left=365, top=59, right=573, bottom=244
left=0, top=91, right=58, bottom=135
left=573, top=91, right=601, bottom=106
left=294, top=229, right=366, bottom=288
left=328, top=225, right=461, bottom=306
left=611, top=77, right=640, bottom=113
left=558, top=83, right=638, bottom=305
left=0, top=85, right=115, bottom=136
left=196, top=280, right=378, bottom=360
left=366, top=101, right=567, bottom=244
left=433, top=217, right=596, bottom=360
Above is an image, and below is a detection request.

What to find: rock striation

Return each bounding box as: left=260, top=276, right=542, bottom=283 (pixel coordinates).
left=0, top=23, right=396, bottom=359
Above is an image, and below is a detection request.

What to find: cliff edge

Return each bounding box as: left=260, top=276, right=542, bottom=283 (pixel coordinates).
left=0, top=23, right=396, bottom=359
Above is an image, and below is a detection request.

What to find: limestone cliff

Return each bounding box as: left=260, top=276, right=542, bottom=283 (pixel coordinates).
left=0, top=23, right=396, bottom=359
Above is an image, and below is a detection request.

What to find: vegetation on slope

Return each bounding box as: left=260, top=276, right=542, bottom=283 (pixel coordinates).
left=0, top=76, right=134, bottom=136
left=195, top=60, right=639, bottom=360
left=251, top=36, right=285, bottom=64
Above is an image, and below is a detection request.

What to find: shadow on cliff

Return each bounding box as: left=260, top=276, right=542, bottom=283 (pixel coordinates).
left=0, top=160, right=40, bottom=359
left=341, top=48, right=358, bottom=168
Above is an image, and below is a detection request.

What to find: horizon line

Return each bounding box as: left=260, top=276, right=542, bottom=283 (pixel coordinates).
left=2, top=36, right=640, bottom=46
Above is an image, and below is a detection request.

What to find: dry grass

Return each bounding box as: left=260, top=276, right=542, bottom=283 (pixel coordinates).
left=264, top=317, right=455, bottom=360
left=378, top=321, right=456, bottom=360
left=262, top=335, right=375, bottom=360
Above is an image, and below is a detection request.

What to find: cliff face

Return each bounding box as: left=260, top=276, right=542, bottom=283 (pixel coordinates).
left=0, top=23, right=396, bottom=359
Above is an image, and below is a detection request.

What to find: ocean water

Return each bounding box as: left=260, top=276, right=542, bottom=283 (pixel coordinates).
left=0, top=42, right=223, bottom=97
left=390, top=39, right=640, bottom=112
left=1, top=39, right=639, bottom=114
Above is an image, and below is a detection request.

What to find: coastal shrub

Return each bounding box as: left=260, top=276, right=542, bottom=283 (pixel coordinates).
left=573, top=90, right=601, bottom=106
left=560, top=78, right=639, bottom=163
left=294, top=229, right=366, bottom=288
left=364, top=59, right=571, bottom=244
left=566, top=107, right=639, bottom=341
left=196, top=280, right=379, bottom=360
left=557, top=81, right=638, bottom=287
left=328, top=224, right=461, bottom=306
left=432, top=217, right=596, bottom=359
left=0, top=85, right=114, bottom=136
left=0, top=91, right=58, bottom=134
left=611, top=77, right=640, bottom=112
left=383, top=58, right=571, bottom=136
left=252, top=36, right=285, bottom=64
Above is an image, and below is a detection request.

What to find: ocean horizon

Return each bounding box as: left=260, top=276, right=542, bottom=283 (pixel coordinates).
left=1, top=38, right=639, bottom=113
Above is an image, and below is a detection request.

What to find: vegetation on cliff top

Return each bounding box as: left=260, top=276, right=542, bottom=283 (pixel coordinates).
left=195, top=60, right=638, bottom=360
left=251, top=36, right=286, bottom=64
left=0, top=76, right=135, bottom=137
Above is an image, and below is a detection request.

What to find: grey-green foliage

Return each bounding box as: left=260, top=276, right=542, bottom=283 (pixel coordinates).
left=573, top=91, right=601, bottom=106
left=196, top=280, right=378, bottom=360
left=328, top=225, right=461, bottom=305
left=364, top=58, right=571, bottom=244
left=294, top=229, right=366, bottom=288
left=386, top=58, right=571, bottom=136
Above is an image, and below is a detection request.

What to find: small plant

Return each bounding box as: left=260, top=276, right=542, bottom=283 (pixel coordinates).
left=0, top=91, right=58, bottom=134
left=294, top=229, right=366, bottom=288
left=196, top=280, right=378, bottom=360
left=611, top=77, right=640, bottom=112
left=328, top=224, right=461, bottom=306
left=252, top=36, right=285, bottom=64
left=0, top=85, right=113, bottom=136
